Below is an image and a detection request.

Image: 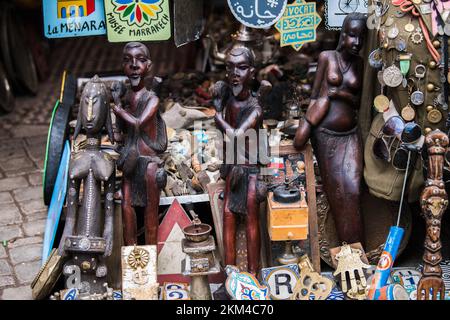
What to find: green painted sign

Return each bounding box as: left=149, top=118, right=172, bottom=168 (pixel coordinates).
left=104, top=0, right=171, bottom=42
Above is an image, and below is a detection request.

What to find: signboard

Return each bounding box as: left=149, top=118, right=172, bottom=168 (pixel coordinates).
left=103, top=0, right=171, bottom=42
left=274, top=0, right=322, bottom=51
left=43, top=0, right=107, bottom=38
left=261, top=264, right=300, bottom=300
left=227, top=0, right=288, bottom=29
left=325, top=0, right=368, bottom=30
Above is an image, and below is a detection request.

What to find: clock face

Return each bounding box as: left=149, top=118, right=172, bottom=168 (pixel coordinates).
left=339, top=0, right=360, bottom=13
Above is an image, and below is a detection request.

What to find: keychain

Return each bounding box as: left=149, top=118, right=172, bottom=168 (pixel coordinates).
left=410, top=65, right=426, bottom=106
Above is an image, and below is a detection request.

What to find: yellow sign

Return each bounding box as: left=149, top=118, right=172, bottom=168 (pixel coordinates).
left=275, top=0, right=322, bottom=51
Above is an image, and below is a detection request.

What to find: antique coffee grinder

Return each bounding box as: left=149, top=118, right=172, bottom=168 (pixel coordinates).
left=268, top=174, right=309, bottom=265
left=181, top=210, right=220, bottom=300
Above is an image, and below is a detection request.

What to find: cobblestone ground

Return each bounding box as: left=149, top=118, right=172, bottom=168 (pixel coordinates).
left=0, top=37, right=193, bottom=299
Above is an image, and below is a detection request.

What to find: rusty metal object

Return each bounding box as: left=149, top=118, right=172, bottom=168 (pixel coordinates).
left=183, top=220, right=212, bottom=243
left=417, top=130, right=449, bottom=300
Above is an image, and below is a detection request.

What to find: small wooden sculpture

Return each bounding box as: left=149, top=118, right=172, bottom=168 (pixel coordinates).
left=333, top=243, right=371, bottom=299
left=418, top=130, right=449, bottom=300
left=290, top=255, right=333, bottom=300
left=111, top=42, right=168, bottom=246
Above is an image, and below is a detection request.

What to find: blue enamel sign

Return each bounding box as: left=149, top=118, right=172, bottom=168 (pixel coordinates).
left=43, top=0, right=107, bottom=38
left=227, top=0, right=288, bottom=29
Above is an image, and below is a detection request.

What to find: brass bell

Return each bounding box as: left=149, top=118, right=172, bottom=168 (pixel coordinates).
left=433, top=40, right=441, bottom=49
left=425, top=127, right=432, bottom=134
left=427, top=83, right=435, bottom=92
left=429, top=61, right=437, bottom=69
left=426, top=105, right=434, bottom=112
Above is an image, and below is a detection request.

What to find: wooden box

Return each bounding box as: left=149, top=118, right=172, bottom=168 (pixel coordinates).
left=267, top=192, right=309, bottom=241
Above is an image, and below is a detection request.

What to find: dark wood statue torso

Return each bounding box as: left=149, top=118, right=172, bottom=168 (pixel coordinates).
left=310, top=51, right=365, bottom=246
left=126, top=90, right=158, bottom=157
left=317, top=51, right=361, bottom=132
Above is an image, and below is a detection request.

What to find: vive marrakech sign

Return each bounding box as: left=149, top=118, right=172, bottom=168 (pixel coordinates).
left=43, top=0, right=107, bottom=38
left=104, top=0, right=171, bottom=42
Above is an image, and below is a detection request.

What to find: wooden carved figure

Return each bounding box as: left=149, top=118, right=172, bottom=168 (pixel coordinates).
left=58, top=75, right=116, bottom=294
left=418, top=130, right=448, bottom=300
left=294, top=13, right=367, bottom=246
left=211, top=47, right=266, bottom=275
left=111, top=42, right=168, bottom=246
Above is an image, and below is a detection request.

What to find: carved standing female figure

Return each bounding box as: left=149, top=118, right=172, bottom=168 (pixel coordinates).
left=294, top=13, right=367, bottom=245
left=111, top=42, right=167, bottom=246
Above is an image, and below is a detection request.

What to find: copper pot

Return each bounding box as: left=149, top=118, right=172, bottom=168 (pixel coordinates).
left=183, top=223, right=212, bottom=243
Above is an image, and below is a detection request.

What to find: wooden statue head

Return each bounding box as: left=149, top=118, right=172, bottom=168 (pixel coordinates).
left=337, top=12, right=367, bottom=56
left=225, top=47, right=255, bottom=97
left=122, top=42, right=152, bottom=89
left=74, top=75, right=114, bottom=143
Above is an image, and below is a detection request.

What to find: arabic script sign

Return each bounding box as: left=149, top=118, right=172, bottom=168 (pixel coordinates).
left=43, top=0, right=106, bottom=38
left=227, top=0, right=288, bottom=29
left=104, top=0, right=171, bottom=42
left=274, top=0, right=322, bottom=51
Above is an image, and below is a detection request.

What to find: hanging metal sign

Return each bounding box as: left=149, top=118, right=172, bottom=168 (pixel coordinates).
left=274, top=0, right=322, bottom=51
left=227, top=0, right=288, bottom=29
left=103, top=0, right=171, bottom=42
left=324, top=0, right=368, bottom=30
left=43, top=0, right=107, bottom=38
